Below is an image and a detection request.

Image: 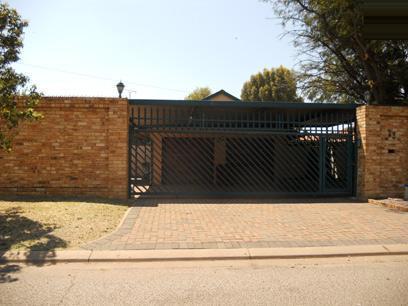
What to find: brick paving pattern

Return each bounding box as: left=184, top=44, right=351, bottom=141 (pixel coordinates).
left=84, top=199, right=408, bottom=250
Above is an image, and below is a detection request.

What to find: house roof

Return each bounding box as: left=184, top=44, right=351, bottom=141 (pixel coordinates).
left=202, top=89, right=241, bottom=101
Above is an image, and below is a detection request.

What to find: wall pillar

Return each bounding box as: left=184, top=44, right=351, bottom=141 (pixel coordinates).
left=356, top=105, right=408, bottom=199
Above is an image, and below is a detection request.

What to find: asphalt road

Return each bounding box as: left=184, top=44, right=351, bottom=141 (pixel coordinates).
left=1, top=256, right=407, bottom=305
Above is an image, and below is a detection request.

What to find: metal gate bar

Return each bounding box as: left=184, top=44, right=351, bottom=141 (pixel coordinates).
left=129, top=133, right=353, bottom=196
left=128, top=100, right=356, bottom=197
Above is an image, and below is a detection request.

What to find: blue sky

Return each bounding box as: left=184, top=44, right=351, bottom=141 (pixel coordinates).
left=9, top=0, right=298, bottom=99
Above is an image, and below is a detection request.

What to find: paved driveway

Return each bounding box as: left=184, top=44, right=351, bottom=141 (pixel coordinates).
left=84, top=199, right=408, bottom=250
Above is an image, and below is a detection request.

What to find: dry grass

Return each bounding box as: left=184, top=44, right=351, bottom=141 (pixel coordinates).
left=0, top=199, right=129, bottom=251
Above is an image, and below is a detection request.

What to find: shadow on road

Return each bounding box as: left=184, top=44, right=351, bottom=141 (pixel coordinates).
left=0, top=264, right=20, bottom=283
left=0, top=207, right=67, bottom=283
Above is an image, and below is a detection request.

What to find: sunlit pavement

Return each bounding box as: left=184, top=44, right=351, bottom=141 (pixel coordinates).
left=84, top=199, right=408, bottom=250
left=1, top=255, right=408, bottom=305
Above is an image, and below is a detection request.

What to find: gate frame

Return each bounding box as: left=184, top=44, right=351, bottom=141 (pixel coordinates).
left=128, top=99, right=357, bottom=198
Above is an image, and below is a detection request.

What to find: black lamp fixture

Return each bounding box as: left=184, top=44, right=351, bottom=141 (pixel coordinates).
left=116, top=81, right=125, bottom=98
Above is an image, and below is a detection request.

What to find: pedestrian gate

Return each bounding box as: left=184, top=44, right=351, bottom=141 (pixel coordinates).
left=128, top=100, right=356, bottom=197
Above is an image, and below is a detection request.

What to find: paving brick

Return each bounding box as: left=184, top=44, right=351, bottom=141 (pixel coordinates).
left=83, top=200, right=408, bottom=250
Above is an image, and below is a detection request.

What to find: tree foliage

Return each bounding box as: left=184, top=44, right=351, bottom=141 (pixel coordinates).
left=268, top=0, right=408, bottom=104
left=241, top=66, right=303, bottom=102
left=0, top=3, right=41, bottom=151
left=184, top=87, right=212, bottom=100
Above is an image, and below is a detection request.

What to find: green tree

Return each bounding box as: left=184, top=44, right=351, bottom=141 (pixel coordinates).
left=0, top=3, right=41, bottom=151
left=184, top=87, right=212, bottom=100
left=267, top=0, right=408, bottom=105
left=241, top=66, right=303, bottom=102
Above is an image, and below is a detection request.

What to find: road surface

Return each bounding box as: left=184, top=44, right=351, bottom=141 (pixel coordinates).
left=1, top=256, right=407, bottom=305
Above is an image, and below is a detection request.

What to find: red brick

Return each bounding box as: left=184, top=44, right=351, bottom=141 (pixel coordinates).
left=356, top=105, right=408, bottom=199
left=0, top=97, right=128, bottom=199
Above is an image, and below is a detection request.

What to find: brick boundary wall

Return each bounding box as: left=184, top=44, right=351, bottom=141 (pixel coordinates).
left=1, top=100, right=406, bottom=200
left=0, top=97, right=128, bottom=199
left=356, top=105, right=408, bottom=199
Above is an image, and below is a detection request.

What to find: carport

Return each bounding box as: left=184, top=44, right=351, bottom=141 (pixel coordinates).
left=128, top=100, right=356, bottom=197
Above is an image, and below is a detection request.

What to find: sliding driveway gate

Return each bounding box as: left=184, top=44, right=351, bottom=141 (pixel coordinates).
left=128, top=100, right=356, bottom=197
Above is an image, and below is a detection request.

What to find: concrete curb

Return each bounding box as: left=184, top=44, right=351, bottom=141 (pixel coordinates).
left=368, top=199, right=408, bottom=212
left=1, top=244, right=408, bottom=263
left=82, top=206, right=133, bottom=247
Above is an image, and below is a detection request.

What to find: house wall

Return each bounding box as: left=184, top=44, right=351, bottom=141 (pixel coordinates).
left=356, top=105, right=408, bottom=199
left=0, top=97, right=128, bottom=199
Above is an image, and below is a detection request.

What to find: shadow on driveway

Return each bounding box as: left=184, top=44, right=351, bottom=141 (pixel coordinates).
left=132, top=196, right=363, bottom=207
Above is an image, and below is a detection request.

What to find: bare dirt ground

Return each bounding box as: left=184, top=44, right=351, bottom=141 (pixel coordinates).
left=0, top=198, right=129, bottom=251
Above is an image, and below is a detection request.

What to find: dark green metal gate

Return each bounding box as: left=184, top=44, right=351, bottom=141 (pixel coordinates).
left=129, top=100, right=356, bottom=197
